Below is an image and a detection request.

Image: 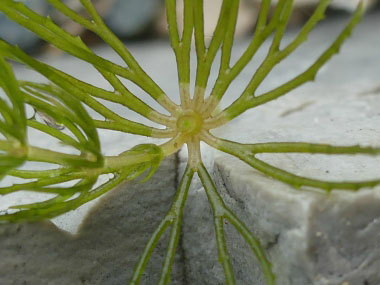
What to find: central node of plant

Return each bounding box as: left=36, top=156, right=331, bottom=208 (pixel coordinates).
left=176, top=110, right=203, bottom=135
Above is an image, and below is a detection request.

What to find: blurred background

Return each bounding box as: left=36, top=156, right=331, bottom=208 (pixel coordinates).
left=0, top=0, right=379, bottom=55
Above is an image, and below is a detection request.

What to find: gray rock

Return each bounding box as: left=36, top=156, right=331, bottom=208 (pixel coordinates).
left=0, top=155, right=185, bottom=284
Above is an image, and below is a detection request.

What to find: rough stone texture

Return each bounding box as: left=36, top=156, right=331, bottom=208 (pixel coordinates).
left=181, top=11, right=380, bottom=285
left=0, top=156, right=185, bottom=284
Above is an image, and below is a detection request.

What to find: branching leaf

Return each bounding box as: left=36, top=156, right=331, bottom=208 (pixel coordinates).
left=0, top=56, right=27, bottom=177
left=120, top=144, right=164, bottom=182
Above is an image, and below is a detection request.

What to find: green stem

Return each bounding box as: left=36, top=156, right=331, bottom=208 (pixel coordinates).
left=194, top=0, right=232, bottom=90
left=93, top=120, right=177, bottom=139
left=192, top=0, right=206, bottom=108
left=129, top=218, right=171, bottom=285
left=244, top=142, right=380, bottom=155
left=80, top=170, right=133, bottom=204
left=95, top=71, right=175, bottom=127
left=7, top=168, right=74, bottom=179
left=78, top=0, right=180, bottom=115
left=130, top=165, right=194, bottom=284
left=105, top=136, right=185, bottom=173
left=202, top=0, right=286, bottom=116
left=104, top=153, right=155, bottom=173
left=214, top=216, right=236, bottom=285
left=158, top=165, right=194, bottom=285
left=166, top=0, right=193, bottom=108
left=0, top=1, right=134, bottom=79
left=206, top=134, right=380, bottom=192
left=231, top=0, right=323, bottom=107
left=219, top=0, right=239, bottom=74
left=239, top=0, right=324, bottom=98
left=0, top=139, right=18, bottom=153
left=198, top=163, right=275, bottom=284
left=193, top=0, right=206, bottom=61
left=2, top=44, right=159, bottom=137
left=206, top=1, right=363, bottom=126
left=0, top=98, right=14, bottom=126
left=27, top=120, right=81, bottom=149
left=1, top=0, right=180, bottom=116
left=22, top=70, right=174, bottom=128
left=23, top=92, right=89, bottom=145
left=248, top=154, right=380, bottom=192
left=27, top=145, right=92, bottom=165
left=92, top=120, right=155, bottom=138
left=197, top=163, right=236, bottom=284
left=0, top=56, right=26, bottom=143
left=0, top=139, right=91, bottom=166
left=224, top=209, right=276, bottom=285
left=0, top=173, right=85, bottom=194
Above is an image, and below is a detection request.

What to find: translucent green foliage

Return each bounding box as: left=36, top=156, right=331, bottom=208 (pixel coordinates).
left=0, top=57, right=26, bottom=178
left=0, top=142, right=164, bottom=223
left=0, top=0, right=378, bottom=284
left=120, top=144, right=164, bottom=182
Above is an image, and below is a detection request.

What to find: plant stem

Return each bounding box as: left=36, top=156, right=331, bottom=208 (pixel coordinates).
left=103, top=135, right=185, bottom=172
left=197, top=163, right=275, bottom=285
left=92, top=120, right=162, bottom=138
left=224, top=209, right=276, bottom=285
left=166, top=0, right=193, bottom=108
left=214, top=216, right=236, bottom=285
left=129, top=217, right=172, bottom=285
left=203, top=133, right=380, bottom=192
left=78, top=0, right=181, bottom=115
left=130, top=165, right=194, bottom=284
left=0, top=174, right=85, bottom=194
left=201, top=0, right=286, bottom=117
left=158, top=166, right=194, bottom=284
left=7, top=168, right=74, bottom=179
left=205, top=0, right=363, bottom=126
left=194, top=0, right=233, bottom=91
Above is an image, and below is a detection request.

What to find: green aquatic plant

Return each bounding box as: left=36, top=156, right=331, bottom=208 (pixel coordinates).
left=0, top=0, right=378, bottom=284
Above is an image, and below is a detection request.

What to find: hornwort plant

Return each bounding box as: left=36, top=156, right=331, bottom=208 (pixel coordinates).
left=0, top=0, right=379, bottom=284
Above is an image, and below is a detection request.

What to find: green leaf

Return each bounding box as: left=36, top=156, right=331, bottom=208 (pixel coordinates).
left=121, top=144, right=164, bottom=182
left=21, top=82, right=103, bottom=168
left=0, top=154, right=25, bottom=180
left=0, top=178, right=96, bottom=222
left=0, top=56, right=27, bottom=177
left=0, top=40, right=158, bottom=137
left=0, top=56, right=26, bottom=143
